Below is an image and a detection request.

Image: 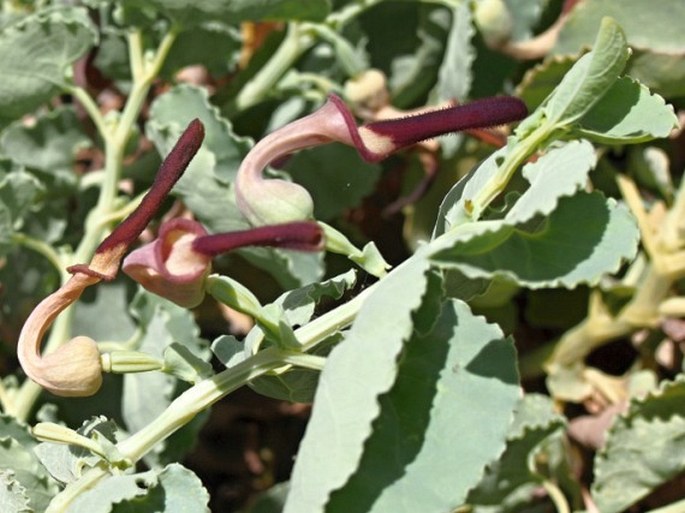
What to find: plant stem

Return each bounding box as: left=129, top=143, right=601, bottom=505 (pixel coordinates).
left=116, top=346, right=285, bottom=462
left=231, top=23, right=313, bottom=113
left=13, top=28, right=178, bottom=421
left=466, top=123, right=550, bottom=221
left=116, top=280, right=375, bottom=461
left=11, top=233, right=68, bottom=281
left=45, top=465, right=109, bottom=513
left=542, top=479, right=570, bottom=513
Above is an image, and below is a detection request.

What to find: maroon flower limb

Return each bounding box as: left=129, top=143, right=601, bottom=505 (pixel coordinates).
left=70, top=118, right=205, bottom=280
left=235, top=94, right=527, bottom=226
left=355, top=96, right=528, bottom=160
left=193, top=221, right=324, bottom=255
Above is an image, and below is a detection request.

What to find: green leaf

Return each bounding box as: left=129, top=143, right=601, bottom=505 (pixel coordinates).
left=283, top=253, right=433, bottom=513
left=430, top=1, right=474, bottom=156
left=574, top=77, right=678, bottom=144
left=211, top=334, right=245, bottom=368
left=274, top=269, right=357, bottom=327
left=556, top=0, right=685, bottom=54
left=66, top=463, right=210, bottom=513
left=431, top=1, right=474, bottom=102
left=325, top=299, right=519, bottom=513
left=0, top=107, right=90, bottom=177
left=505, top=140, right=596, bottom=224
left=554, top=0, right=685, bottom=98
left=0, top=6, right=97, bottom=121
left=120, top=0, right=330, bottom=26
left=516, top=55, right=577, bottom=112
left=161, top=22, right=241, bottom=78
left=592, top=375, right=685, bottom=513
left=0, top=168, right=44, bottom=229
left=286, top=144, right=381, bottom=223
left=466, top=394, right=567, bottom=511
left=163, top=343, right=214, bottom=384
left=544, top=17, right=629, bottom=127
left=432, top=146, right=509, bottom=237
left=73, top=282, right=137, bottom=343
left=431, top=192, right=639, bottom=289
left=0, top=471, right=30, bottom=513
left=0, top=415, right=59, bottom=512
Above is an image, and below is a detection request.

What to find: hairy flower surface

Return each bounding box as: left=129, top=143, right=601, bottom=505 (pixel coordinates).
left=124, top=219, right=324, bottom=308
left=235, top=93, right=527, bottom=225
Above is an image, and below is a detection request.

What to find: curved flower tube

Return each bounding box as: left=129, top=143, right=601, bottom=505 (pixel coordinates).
left=123, top=219, right=324, bottom=308
left=235, top=93, right=527, bottom=226
left=17, top=119, right=205, bottom=397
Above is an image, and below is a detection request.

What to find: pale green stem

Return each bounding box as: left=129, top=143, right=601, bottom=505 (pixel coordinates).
left=116, top=346, right=285, bottom=462
left=464, top=123, right=550, bottom=222
left=541, top=479, right=570, bottom=513
left=326, top=0, right=384, bottom=28
left=69, top=85, right=109, bottom=139
left=11, top=233, right=67, bottom=281
left=45, top=466, right=109, bottom=513
left=231, top=23, right=314, bottom=113
left=281, top=353, right=327, bottom=371
left=13, top=28, right=178, bottom=421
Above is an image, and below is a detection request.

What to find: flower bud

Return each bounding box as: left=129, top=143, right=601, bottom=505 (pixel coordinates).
left=474, top=0, right=514, bottom=48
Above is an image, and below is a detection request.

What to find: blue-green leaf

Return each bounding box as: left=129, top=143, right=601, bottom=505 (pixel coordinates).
left=592, top=375, right=685, bottom=513
left=284, top=253, right=433, bottom=513
left=432, top=192, right=639, bottom=289
left=325, top=299, right=519, bottom=513
left=544, top=17, right=629, bottom=127
left=0, top=7, right=97, bottom=121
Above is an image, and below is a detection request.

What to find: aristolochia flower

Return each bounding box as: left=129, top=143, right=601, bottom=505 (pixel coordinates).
left=235, top=93, right=527, bottom=226
left=18, top=119, right=205, bottom=396
left=122, top=218, right=323, bottom=308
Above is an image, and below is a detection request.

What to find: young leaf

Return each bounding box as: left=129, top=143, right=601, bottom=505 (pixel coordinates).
left=574, top=77, right=678, bottom=144
left=592, top=375, right=685, bottom=513
left=544, top=17, right=629, bottom=128
left=325, top=299, right=519, bottom=513
left=431, top=192, right=639, bottom=289
left=0, top=7, right=97, bottom=121
left=504, top=140, right=596, bottom=224
left=284, top=253, right=433, bottom=513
